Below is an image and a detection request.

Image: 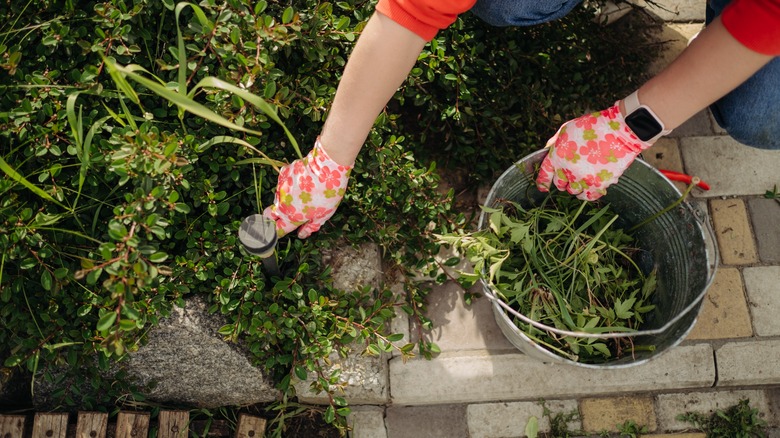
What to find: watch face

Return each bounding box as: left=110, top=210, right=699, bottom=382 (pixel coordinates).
left=625, top=107, right=663, bottom=142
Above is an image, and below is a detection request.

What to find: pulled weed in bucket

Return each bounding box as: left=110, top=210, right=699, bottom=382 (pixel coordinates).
left=438, top=190, right=657, bottom=363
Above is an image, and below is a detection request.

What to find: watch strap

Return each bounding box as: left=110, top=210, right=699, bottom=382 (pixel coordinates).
left=623, top=90, right=672, bottom=142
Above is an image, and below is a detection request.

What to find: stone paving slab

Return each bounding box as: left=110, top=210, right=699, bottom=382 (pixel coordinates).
left=413, top=282, right=515, bottom=352
left=645, top=23, right=704, bottom=76
left=709, top=198, right=759, bottom=265
left=680, top=136, right=780, bottom=198
left=708, top=111, right=727, bottom=135
left=348, top=406, right=387, bottom=438
left=716, top=339, right=780, bottom=387
left=748, top=198, right=780, bottom=263
left=655, top=389, right=775, bottom=431
left=686, top=267, right=753, bottom=340
left=580, top=396, right=657, bottom=433
left=640, top=138, right=689, bottom=193
left=642, top=138, right=683, bottom=170
left=326, top=242, right=384, bottom=292
left=743, top=266, right=780, bottom=336
left=635, top=0, right=707, bottom=22
left=388, top=272, right=411, bottom=359
left=466, top=399, right=580, bottom=438
left=389, top=344, right=714, bottom=405
left=670, top=110, right=714, bottom=139
left=294, top=347, right=389, bottom=405
left=384, top=404, right=469, bottom=438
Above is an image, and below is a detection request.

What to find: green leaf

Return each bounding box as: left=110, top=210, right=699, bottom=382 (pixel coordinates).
left=119, top=319, right=137, bottom=331
left=174, top=2, right=213, bottom=94
left=294, top=366, right=307, bottom=380
left=509, top=223, right=529, bottom=244
left=108, top=222, right=128, bottom=241
left=443, top=256, right=460, bottom=267
left=525, top=416, right=539, bottom=438
left=77, top=304, right=92, bottom=317
left=614, top=298, right=636, bottom=320
left=324, top=405, right=335, bottom=424
left=33, top=212, right=64, bottom=227
left=96, top=312, right=117, bottom=332
left=591, top=342, right=612, bottom=357
left=4, top=355, right=23, bottom=367
left=40, top=271, right=53, bottom=291
left=544, top=218, right=564, bottom=233
left=282, top=6, right=294, bottom=24
left=641, top=269, right=658, bottom=299
left=0, top=156, right=69, bottom=210
left=387, top=333, right=404, bottom=342
left=149, top=252, right=168, bottom=263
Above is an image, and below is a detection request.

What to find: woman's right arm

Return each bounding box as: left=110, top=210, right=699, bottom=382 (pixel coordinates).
left=319, top=0, right=477, bottom=166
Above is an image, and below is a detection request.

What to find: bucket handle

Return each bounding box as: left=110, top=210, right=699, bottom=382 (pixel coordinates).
left=481, top=200, right=719, bottom=340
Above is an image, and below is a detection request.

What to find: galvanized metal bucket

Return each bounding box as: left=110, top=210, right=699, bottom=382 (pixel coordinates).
left=478, top=149, right=718, bottom=368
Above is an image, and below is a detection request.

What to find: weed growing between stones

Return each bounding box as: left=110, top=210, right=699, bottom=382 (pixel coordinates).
left=677, top=398, right=769, bottom=438
left=616, top=419, right=649, bottom=437
left=765, top=184, right=780, bottom=205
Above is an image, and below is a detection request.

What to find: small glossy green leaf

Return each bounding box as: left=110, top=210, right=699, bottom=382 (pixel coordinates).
left=96, top=312, right=117, bottom=332
left=282, top=7, right=294, bottom=24
left=40, top=271, right=53, bottom=291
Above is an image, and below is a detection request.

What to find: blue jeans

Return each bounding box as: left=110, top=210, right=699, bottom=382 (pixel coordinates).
left=471, top=0, right=780, bottom=149
left=469, top=0, right=583, bottom=27
left=706, top=0, right=780, bottom=149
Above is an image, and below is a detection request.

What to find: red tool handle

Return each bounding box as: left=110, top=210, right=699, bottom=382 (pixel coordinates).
left=659, top=170, right=711, bottom=191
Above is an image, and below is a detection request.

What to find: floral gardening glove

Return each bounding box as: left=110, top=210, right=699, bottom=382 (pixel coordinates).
left=536, top=102, right=654, bottom=201
left=263, top=138, right=352, bottom=238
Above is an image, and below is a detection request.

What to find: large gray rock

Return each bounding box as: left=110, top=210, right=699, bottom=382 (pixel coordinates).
left=123, top=295, right=279, bottom=408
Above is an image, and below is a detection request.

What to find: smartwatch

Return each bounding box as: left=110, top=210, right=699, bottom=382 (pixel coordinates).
left=622, top=90, right=672, bottom=143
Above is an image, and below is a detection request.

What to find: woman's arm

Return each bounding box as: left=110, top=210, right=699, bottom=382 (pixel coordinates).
left=621, top=16, right=774, bottom=126
left=537, top=13, right=776, bottom=201
left=319, top=12, right=427, bottom=166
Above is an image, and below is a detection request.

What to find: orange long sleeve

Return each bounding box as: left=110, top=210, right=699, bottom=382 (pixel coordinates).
left=721, top=0, right=780, bottom=55
left=375, top=0, right=478, bottom=41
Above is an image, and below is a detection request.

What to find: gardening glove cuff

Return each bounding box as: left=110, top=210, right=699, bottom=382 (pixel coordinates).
left=263, top=138, right=352, bottom=239
left=536, top=102, right=654, bottom=201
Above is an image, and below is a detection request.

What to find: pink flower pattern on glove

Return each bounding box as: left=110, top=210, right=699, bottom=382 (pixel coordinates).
left=264, top=138, right=352, bottom=238
left=536, top=102, right=654, bottom=201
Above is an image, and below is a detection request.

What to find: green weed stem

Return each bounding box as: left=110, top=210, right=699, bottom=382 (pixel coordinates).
left=629, top=179, right=698, bottom=233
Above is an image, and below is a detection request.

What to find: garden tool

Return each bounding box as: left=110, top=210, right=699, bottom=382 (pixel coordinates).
left=239, top=214, right=280, bottom=276
left=659, top=169, right=711, bottom=191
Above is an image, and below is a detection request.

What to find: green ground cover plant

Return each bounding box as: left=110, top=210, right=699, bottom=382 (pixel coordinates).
left=1, top=0, right=657, bottom=434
